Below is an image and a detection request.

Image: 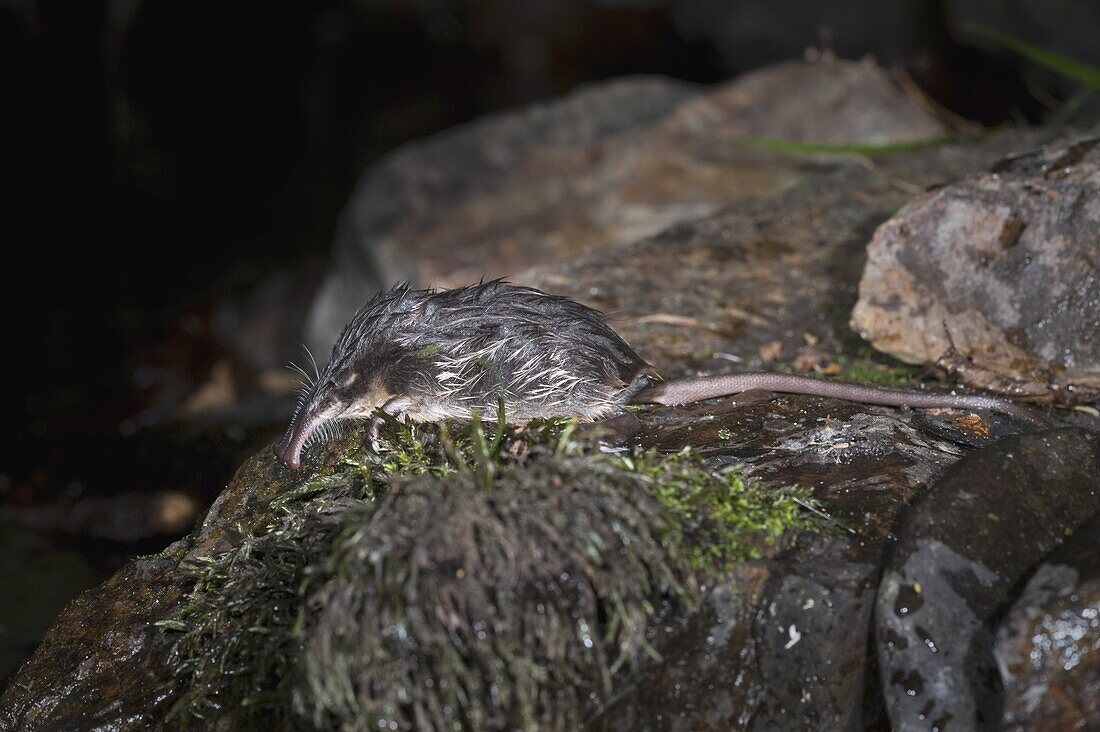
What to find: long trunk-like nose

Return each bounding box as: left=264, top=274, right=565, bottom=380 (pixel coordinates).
left=276, top=412, right=324, bottom=469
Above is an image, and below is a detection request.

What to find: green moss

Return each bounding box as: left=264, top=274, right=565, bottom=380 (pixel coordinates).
left=828, top=352, right=916, bottom=387
left=164, top=415, right=817, bottom=729
left=618, top=448, right=814, bottom=571
left=164, top=513, right=338, bottom=725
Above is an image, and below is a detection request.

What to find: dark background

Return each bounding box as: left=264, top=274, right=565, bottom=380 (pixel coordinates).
left=3, top=0, right=1099, bottom=683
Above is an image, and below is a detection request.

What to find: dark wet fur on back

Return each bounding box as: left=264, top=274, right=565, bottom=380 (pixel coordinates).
left=338, top=280, right=649, bottom=413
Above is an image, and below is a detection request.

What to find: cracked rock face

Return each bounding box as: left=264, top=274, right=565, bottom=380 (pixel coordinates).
left=851, top=130, right=1100, bottom=404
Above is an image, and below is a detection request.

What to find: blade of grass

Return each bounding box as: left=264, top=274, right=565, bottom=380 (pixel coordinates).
left=1048, top=87, right=1097, bottom=128
left=469, top=413, right=494, bottom=490
left=735, top=135, right=949, bottom=157
left=489, top=394, right=507, bottom=455
left=964, top=24, right=1100, bottom=90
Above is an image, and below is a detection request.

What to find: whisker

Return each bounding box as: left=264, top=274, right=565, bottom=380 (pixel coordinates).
left=286, top=361, right=316, bottom=388
left=302, top=344, right=321, bottom=380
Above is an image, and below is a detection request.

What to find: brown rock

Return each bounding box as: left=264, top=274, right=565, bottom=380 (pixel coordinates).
left=525, top=130, right=1043, bottom=376
left=852, top=129, right=1100, bottom=404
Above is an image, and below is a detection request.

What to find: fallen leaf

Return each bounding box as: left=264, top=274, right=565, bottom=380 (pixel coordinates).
left=759, top=340, right=783, bottom=362
left=953, top=413, right=990, bottom=438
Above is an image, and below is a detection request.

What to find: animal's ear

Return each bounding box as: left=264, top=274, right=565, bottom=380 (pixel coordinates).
left=339, top=372, right=358, bottom=387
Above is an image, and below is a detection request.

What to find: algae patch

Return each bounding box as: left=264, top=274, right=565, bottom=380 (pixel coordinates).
left=164, top=417, right=816, bottom=729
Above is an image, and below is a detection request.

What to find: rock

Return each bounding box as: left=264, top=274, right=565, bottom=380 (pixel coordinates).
left=306, top=58, right=946, bottom=358
left=995, top=515, right=1100, bottom=732
left=852, top=129, right=1100, bottom=405
left=526, top=129, right=1043, bottom=376
left=0, top=418, right=819, bottom=731
left=305, top=75, right=698, bottom=355
left=875, top=428, right=1100, bottom=731
left=2, top=390, right=1043, bottom=731
left=658, top=56, right=944, bottom=145
left=0, top=522, right=101, bottom=685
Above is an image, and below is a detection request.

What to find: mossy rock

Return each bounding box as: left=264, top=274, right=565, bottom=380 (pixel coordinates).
left=158, top=418, right=815, bottom=730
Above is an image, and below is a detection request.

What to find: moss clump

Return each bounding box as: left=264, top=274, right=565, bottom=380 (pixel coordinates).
left=827, top=348, right=917, bottom=387
left=295, top=457, right=685, bottom=730
left=165, top=417, right=816, bottom=730
left=163, top=507, right=344, bottom=725
left=628, top=448, right=814, bottom=571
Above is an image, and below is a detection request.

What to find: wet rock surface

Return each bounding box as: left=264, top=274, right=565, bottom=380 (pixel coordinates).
left=875, top=429, right=1100, bottom=731
left=588, top=397, right=1020, bottom=731
left=0, top=554, right=185, bottom=730
left=852, top=129, right=1100, bottom=404
left=996, top=515, right=1100, bottom=731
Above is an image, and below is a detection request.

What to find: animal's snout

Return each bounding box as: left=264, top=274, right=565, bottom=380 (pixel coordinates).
left=276, top=412, right=324, bottom=470
left=275, top=438, right=302, bottom=469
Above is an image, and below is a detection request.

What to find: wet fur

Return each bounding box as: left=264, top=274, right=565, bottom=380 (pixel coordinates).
left=278, top=281, right=654, bottom=466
